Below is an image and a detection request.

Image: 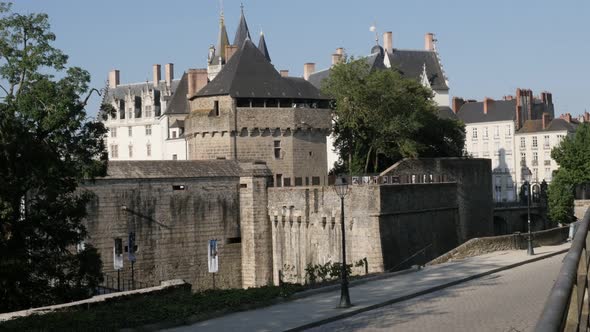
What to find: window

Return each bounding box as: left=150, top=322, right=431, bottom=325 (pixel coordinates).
left=520, top=152, right=526, bottom=164
left=145, top=125, right=152, bottom=136
left=520, top=137, right=526, bottom=149
left=494, top=126, right=499, bottom=139
left=483, top=127, right=488, bottom=139
left=546, top=168, right=552, bottom=181
left=505, top=125, right=512, bottom=137
left=276, top=174, right=283, bottom=187
left=213, top=100, right=220, bottom=116
left=494, top=142, right=500, bottom=155
left=557, top=134, right=565, bottom=142
left=128, top=145, right=133, bottom=158
left=544, top=135, right=550, bottom=148
left=172, top=154, right=178, bottom=160
left=283, top=177, right=291, bottom=187
left=312, top=177, right=320, bottom=185
left=172, top=130, right=177, bottom=139
left=110, top=145, right=118, bottom=159
left=274, top=140, right=281, bottom=159
left=110, top=127, right=117, bottom=137
left=533, top=168, right=538, bottom=182
left=147, top=144, right=151, bottom=157
left=533, top=152, right=538, bottom=165
left=494, top=176, right=502, bottom=202
left=532, top=136, right=538, bottom=148
left=472, top=128, right=478, bottom=140
left=144, top=105, right=152, bottom=118
left=544, top=151, right=550, bottom=165
left=295, top=177, right=303, bottom=186
left=128, top=126, right=132, bottom=137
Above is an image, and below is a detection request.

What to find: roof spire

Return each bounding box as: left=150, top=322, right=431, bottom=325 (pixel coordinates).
left=234, top=3, right=251, bottom=47
left=209, top=5, right=229, bottom=65
left=258, top=30, right=271, bottom=63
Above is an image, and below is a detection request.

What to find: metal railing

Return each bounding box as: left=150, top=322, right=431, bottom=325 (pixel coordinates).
left=96, top=274, right=156, bottom=295
left=535, top=209, right=590, bottom=331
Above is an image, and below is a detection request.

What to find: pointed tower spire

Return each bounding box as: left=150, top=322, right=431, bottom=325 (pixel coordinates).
left=258, top=31, right=271, bottom=63
left=234, top=4, right=251, bottom=47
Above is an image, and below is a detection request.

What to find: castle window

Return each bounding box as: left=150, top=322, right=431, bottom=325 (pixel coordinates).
left=252, top=99, right=265, bottom=108
left=276, top=174, right=282, bottom=187
left=145, top=125, right=152, bottom=136
left=144, top=105, right=152, bottom=117
left=295, top=177, right=303, bottom=186
left=110, top=127, right=117, bottom=138
left=172, top=154, right=178, bottom=160
left=236, top=98, right=250, bottom=107
left=283, top=177, right=291, bottom=187
left=110, top=145, right=118, bottom=159
left=213, top=101, right=219, bottom=116
left=312, top=177, right=320, bottom=186
left=274, top=140, right=281, bottom=159
left=266, top=99, right=278, bottom=108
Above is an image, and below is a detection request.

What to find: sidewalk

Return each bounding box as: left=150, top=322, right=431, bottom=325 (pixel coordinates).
left=164, top=242, right=570, bottom=332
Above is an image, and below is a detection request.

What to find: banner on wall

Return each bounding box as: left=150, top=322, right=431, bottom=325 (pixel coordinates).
left=208, top=239, right=218, bottom=273
left=113, top=238, right=123, bottom=270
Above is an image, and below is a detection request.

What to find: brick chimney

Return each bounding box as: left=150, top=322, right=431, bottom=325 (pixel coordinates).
left=452, top=97, right=465, bottom=114
left=187, top=68, right=208, bottom=98
left=483, top=97, right=493, bottom=114
left=109, top=69, right=120, bottom=89
left=165, top=63, right=174, bottom=86
left=542, top=112, right=551, bottom=130
left=225, top=45, right=238, bottom=62
left=303, top=63, right=316, bottom=81
left=584, top=112, right=590, bottom=123
left=280, top=70, right=289, bottom=77
left=153, top=64, right=161, bottom=86
left=503, top=95, right=514, bottom=101
left=383, top=32, right=393, bottom=54
left=425, top=33, right=435, bottom=51
left=527, top=89, right=533, bottom=120
left=560, top=113, right=572, bottom=123
left=331, top=53, right=342, bottom=66
left=515, top=105, right=522, bottom=130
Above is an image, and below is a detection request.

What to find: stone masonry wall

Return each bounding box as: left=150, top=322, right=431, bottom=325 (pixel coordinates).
left=83, top=176, right=243, bottom=291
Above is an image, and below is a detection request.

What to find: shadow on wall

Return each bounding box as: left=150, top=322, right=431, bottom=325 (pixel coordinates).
left=491, top=148, right=516, bottom=203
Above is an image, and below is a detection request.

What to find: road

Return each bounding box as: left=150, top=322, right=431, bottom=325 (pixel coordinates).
left=308, top=252, right=565, bottom=332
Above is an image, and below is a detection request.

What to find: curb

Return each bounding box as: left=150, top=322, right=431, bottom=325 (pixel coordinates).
left=285, top=248, right=570, bottom=332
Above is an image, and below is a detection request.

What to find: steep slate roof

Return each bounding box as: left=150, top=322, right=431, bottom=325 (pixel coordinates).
left=107, top=80, right=180, bottom=101
left=103, top=160, right=242, bottom=179
left=196, top=40, right=328, bottom=100
left=163, top=73, right=189, bottom=115
left=169, top=119, right=185, bottom=129
left=456, top=100, right=516, bottom=124
left=210, top=16, right=230, bottom=65
left=517, top=118, right=577, bottom=134
left=307, top=47, right=448, bottom=91
left=233, top=8, right=251, bottom=47
left=437, top=106, right=458, bottom=120
left=258, top=32, right=271, bottom=63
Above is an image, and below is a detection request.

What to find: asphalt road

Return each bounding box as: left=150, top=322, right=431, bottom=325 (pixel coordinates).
left=308, top=252, right=565, bottom=332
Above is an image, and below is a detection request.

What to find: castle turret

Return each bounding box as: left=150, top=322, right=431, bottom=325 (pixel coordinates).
left=233, top=4, right=251, bottom=47
left=207, top=11, right=230, bottom=80
left=258, top=31, right=271, bottom=63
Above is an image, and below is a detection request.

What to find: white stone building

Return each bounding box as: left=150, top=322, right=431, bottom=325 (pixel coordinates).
left=305, top=32, right=451, bottom=172
left=103, top=64, right=188, bottom=161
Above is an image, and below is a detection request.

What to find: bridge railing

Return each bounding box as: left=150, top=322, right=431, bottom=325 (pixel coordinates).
left=535, top=209, right=590, bottom=331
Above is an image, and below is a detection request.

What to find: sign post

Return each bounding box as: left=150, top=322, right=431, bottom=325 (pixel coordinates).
left=128, top=232, right=136, bottom=290
left=208, top=239, right=219, bottom=288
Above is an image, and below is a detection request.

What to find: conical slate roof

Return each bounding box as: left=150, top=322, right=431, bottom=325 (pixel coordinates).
left=258, top=32, right=271, bottom=63
left=196, top=40, right=327, bottom=100
left=233, top=7, right=251, bottom=47
left=210, top=15, right=230, bottom=65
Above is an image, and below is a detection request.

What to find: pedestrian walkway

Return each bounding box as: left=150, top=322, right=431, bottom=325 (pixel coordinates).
left=164, top=243, right=570, bottom=332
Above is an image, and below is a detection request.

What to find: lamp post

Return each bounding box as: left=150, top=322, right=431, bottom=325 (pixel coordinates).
left=523, top=169, right=535, bottom=255
left=334, top=176, right=352, bottom=308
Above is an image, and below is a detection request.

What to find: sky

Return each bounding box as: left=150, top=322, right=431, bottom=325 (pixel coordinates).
left=10, top=0, right=590, bottom=118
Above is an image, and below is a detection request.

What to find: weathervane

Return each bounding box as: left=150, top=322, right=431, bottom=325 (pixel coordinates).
left=369, top=22, right=379, bottom=45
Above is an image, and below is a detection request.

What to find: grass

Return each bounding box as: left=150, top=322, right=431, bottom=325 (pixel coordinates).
left=0, top=283, right=305, bottom=332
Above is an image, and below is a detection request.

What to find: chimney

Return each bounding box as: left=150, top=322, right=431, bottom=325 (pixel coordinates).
left=584, top=112, right=590, bottom=123
left=225, top=45, right=238, bottom=62
left=540, top=92, right=547, bottom=104
left=165, top=63, right=174, bottom=86
left=303, top=63, right=316, bottom=81
left=483, top=97, right=493, bottom=114
left=280, top=70, right=289, bottom=77
left=336, top=47, right=344, bottom=55
left=516, top=105, right=522, bottom=130
left=527, top=89, right=533, bottom=120
left=452, top=97, right=465, bottom=114
left=542, top=112, right=550, bottom=130
left=425, top=33, right=435, bottom=51
left=503, top=95, right=514, bottom=101
left=153, top=64, right=161, bottom=86
left=383, top=32, right=393, bottom=54
left=560, top=113, right=572, bottom=123
left=331, top=53, right=342, bottom=66
left=187, top=68, right=208, bottom=98
left=109, top=69, right=120, bottom=89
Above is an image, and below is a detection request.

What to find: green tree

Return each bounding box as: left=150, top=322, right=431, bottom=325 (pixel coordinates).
left=0, top=3, right=106, bottom=312
left=548, top=123, right=590, bottom=224
left=322, top=57, right=465, bottom=174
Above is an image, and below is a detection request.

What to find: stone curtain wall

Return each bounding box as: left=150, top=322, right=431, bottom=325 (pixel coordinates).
left=83, top=176, right=243, bottom=291
left=268, top=182, right=461, bottom=283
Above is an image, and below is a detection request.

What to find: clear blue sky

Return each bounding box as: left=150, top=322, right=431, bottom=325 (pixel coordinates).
left=11, top=0, right=590, bottom=118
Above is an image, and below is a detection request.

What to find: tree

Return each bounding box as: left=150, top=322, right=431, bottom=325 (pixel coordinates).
left=548, top=123, right=590, bottom=224
left=322, top=57, right=465, bottom=174
left=0, top=3, right=106, bottom=312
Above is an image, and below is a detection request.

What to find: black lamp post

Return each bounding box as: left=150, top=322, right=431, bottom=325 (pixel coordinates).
left=523, top=170, right=534, bottom=255
left=334, top=176, right=352, bottom=308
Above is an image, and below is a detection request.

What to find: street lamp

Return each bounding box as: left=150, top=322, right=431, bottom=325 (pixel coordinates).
left=523, top=169, right=534, bottom=255
left=334, top=176, right=352, bottom=308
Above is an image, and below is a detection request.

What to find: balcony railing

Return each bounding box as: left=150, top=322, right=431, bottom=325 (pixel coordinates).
left=544, top=160, right=551, bottom=166
left=535, top=210, right=590, bottom=331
